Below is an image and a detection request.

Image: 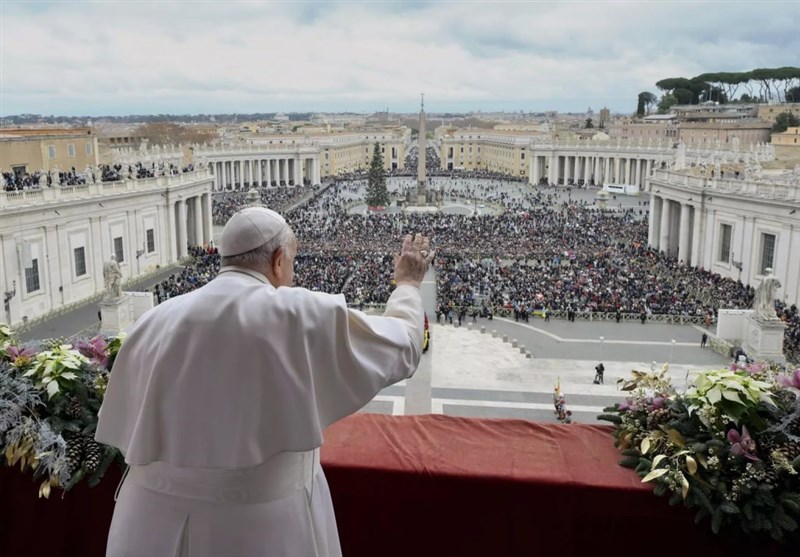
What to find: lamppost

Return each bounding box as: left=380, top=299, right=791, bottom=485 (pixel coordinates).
left=669, top=339, right=676, bottom=363
left=599, top=336, right=605, bottom=362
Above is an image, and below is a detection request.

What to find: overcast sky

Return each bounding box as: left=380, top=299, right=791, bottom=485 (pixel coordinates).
left=1, top=0, right=798, bottom=116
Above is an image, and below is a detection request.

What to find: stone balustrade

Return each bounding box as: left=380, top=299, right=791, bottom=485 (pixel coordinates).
left=0, top=169, right=212, bottom=208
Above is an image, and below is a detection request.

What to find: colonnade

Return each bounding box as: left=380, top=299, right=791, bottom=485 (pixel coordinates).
left=530, top=152, right=669, bottom=189
left=168, top=192, right=213, bottom=258
left=648, top=194, right=700, bottom=266
left=208, top=157, right=320, bottom=191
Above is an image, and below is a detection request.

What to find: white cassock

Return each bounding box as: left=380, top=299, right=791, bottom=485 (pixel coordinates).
left=95, top=266, right=423, bottom=557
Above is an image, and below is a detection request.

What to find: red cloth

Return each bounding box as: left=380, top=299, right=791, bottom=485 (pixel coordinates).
left=321, top=414, right=787, bottom=557
left=0, top=414, right=789, bottom=556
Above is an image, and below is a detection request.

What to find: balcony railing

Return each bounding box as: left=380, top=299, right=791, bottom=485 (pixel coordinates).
left=0, top=169, right=212, bottom=209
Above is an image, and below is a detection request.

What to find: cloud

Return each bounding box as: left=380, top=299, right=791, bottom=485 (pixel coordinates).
left=1, top=0, right=797, bottom=115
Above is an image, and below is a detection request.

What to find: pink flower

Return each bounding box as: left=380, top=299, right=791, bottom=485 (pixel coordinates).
left=7, top=345, right=35, bottom=362
left=74, top=336, right=109, bottom=368
left=777, top=369, right=800, bottom=391
left=727, top=426, right=759, bottom=461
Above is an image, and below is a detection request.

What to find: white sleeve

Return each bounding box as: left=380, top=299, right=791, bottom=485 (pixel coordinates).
left=306, top=284, right=424, bottom=427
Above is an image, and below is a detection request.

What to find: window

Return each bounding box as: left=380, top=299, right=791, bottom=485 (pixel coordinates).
left=760, top=233, right=776, bottom=274
left=146, top=229, right=155, bottom=253
left=67, top=144, right=76, bottom=158
left=48, top=145, right=56, bottom=159
left=25, top=259, right=40, bottom=293
left=74, top=247, right=87, bottom=277
left=113, top=236, right=125, bottom=263
left=85, top=142, right=93, bottom=156
left=718, top=224, right=732, bottom=263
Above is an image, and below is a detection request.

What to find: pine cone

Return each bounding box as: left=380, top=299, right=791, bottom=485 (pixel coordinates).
left=647, top=408, right=674, bottom=430
left=65, top=398, right=83, bottom=420
left=64, top=435, right=85, bottom=473
left=777, top=440, right=800, bottom=461
left=82, top=439, right=102, bottom=474
left=759, top=432, right=780, bottom=455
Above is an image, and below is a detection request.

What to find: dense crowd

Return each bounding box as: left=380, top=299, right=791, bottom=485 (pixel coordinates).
left=212, top=185, right=319, bottom=225
left=144, top=163, right=798, bottom=362
left=2, top=171, right=45, bottom=191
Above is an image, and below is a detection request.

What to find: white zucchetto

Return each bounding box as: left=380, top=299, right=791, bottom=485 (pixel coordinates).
left=220, top=207, right=288, bottom=256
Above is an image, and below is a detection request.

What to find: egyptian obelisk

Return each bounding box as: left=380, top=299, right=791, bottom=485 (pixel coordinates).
left=417, top=93, right=427, bottom=205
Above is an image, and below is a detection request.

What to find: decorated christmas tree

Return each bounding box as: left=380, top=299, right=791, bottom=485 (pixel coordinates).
left=365, top=142, right=389, bottom=208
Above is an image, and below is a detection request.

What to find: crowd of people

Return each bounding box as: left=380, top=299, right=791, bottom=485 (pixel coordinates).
left=138, top=162, right=798, bottom=363
left=2, top=161, right=197, bottom=192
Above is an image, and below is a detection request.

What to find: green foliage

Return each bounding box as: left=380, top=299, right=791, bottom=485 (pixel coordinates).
left=365, top=142, right=389, bottom=208
left=655, top=66, right=800, bottom=104
left=603, top=364, right=800, bottom=542
left=1, top=325, right=125, bottom=498
left=636, top=91, right=658, bottom=116
left=773, top=112, right=800, bottom=133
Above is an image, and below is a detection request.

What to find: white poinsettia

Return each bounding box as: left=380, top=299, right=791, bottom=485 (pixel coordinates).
left=22, top=345, right=89, bottom=399
left=685, top=369, right=774, bottom=425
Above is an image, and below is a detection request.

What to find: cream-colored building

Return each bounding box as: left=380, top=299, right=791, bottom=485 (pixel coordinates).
left=647, top=168, right=800, bottom=306
left=439, top=129, right=534, bottom=177
left=194, top=127, right=411, bottom=190
left=0, top=128, right=99, bottom=174
left=772, top=126, right=800, bottom=146
left=758, top=103, right=800, bottom=124
left=677, top=121, right=772, bottom=147
left=771, top=127, right=800, bottom=161
left=1, top=169, right=213, bottom=327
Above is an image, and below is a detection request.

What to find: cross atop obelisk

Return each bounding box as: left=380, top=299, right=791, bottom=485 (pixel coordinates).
left=417, top=93, right=427, bottom=205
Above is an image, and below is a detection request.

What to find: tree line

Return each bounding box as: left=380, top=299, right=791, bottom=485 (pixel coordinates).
left=636, top=67, right=800, bottom=116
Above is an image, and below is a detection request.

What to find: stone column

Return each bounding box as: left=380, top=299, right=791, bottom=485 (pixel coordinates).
left=266, top=159, right=273, bottom=186
left=532, top=156, right=539, bottom=183
left=649, top=195, right=661, bottom=249
left=177, top=199, right=188, bottom=258
left=548, top=155, right=556, bottom=184
left=690, top=205, right=703, bottom=267
left=166, top=201, right=178, bottom=261
left=678, top=203, right=692, bottom=264
left=635, top=159, right=642, bottom=187
left=201, top=193, right=212, bottom=245
left=659, top=198, right=671, bottom=254
left=194, top=197, right=204, bottom=248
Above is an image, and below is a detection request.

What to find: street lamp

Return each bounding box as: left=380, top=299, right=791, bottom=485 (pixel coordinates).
left=669, top=339, right=676, bottom=363
left=599, top=336, right=605, bottom=362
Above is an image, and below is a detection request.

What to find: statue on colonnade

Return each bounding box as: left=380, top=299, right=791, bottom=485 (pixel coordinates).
left=103, top=255, right=123, bottom=302
left=753, top=270, right=781, bottom=321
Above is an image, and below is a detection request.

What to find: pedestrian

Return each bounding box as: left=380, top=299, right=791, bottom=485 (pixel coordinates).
left=95, top=208, right=434, bottom=557
left=594, top=362, right=605, bottom=385
left=701, top=332, right=708, bottom=348
left=543, top=307, right=550, bottom=323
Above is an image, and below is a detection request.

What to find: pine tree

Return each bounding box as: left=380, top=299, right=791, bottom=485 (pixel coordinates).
left=366, top=142, right=389, bottom=208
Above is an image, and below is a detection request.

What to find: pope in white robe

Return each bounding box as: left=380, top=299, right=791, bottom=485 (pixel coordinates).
left=95, top=207, right=433, bottom=557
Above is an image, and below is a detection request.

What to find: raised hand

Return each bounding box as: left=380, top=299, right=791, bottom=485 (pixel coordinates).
left=393, top=233, right=435, bottom=288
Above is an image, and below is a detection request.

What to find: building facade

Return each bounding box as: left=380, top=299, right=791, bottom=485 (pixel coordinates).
left=0, top=170, right=213, bottom=327
left=439, top=129, right=534, bottom=177
left=647, top=168, right=800, bottom=306
left=0, top=128, right=100, bottom=174
left=194, top=127, right=410, bottom=190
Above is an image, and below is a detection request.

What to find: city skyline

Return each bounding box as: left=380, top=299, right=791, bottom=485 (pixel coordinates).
left=1, top=0, right=798, bottom=117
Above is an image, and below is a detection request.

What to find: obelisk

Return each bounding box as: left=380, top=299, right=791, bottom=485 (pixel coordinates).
left=417, top=93, right=427, bottom=205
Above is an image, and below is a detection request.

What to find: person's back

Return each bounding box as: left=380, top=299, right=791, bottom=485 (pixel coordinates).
left=96, top=207, right=434, bottom=557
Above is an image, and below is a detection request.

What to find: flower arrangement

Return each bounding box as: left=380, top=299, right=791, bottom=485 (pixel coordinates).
left=553, top=379, right=572, bottom=424
left=0, top=324, right=125, bottom=497
left=599, top=362, right=800, bottom=541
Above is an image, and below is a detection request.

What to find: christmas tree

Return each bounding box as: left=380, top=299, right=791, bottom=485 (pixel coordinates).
left=366, top=142, right=389, bottom=208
